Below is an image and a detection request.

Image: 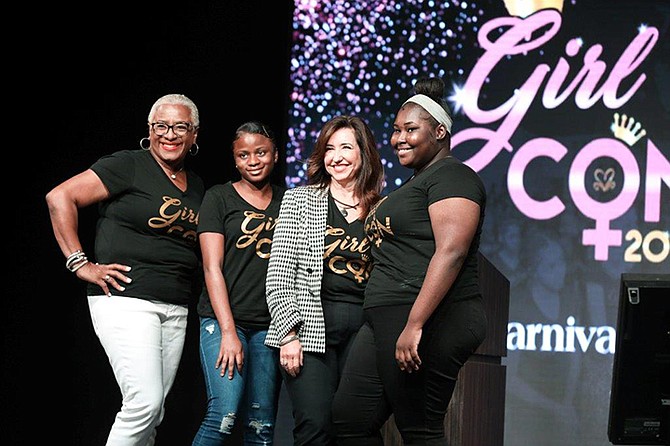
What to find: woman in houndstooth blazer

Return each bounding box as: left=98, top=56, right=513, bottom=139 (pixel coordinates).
left=265, top=115, right=384, bottom=445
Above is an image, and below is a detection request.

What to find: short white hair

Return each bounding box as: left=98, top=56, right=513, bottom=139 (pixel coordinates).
left=148, top=94, right=200, bottom=127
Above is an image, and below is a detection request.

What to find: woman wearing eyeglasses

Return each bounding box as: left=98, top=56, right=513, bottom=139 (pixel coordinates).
left=46, top=93, right=205, bottom=445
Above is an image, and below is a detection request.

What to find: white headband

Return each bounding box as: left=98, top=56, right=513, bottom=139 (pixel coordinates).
left=403, top=94, right=453, bottom=133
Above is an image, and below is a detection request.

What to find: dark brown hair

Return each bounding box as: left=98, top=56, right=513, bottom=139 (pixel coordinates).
left=306, top=115, right=384, bottom=218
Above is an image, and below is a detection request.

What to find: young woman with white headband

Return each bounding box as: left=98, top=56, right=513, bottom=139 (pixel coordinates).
left=332, top=76, right=488, bottom=445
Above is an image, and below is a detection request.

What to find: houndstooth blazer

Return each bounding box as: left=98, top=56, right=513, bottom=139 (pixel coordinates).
left=265, top=185, right=329, bottom=353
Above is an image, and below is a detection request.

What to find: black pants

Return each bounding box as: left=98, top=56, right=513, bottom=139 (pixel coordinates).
left=332, top=299, right=487, bottom=446
left=282, top=300, right=363, bottom=446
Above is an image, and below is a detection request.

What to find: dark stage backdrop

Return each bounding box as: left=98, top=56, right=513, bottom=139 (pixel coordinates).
left=282, top=1, right=669, bottom=446
left=17, top=2, right=295, bottom=445
left=14, top=1, right=667, bottom=445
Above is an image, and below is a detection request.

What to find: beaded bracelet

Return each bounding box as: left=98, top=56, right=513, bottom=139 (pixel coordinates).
left=279, top=334, right=300, bottom=346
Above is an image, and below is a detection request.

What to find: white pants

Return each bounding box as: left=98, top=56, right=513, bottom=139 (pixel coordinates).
left=87, top=295, right=188, bottom=446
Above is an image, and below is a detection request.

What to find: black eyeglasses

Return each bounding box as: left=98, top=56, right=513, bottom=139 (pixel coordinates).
left=150, top=122, right=194, bottom=137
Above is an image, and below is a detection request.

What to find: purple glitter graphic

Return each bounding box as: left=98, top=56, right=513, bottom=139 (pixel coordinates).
left=286, top=0, right=490, bottom=191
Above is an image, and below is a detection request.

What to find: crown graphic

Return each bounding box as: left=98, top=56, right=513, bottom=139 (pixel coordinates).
left=610, top=113, right=647, bottom=147
left=504, top=0, right=564, bottom=18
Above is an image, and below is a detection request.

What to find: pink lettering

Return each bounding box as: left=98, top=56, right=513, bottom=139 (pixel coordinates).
left=508, top=137, right=566, bottom=219
left=644, top=140, right=670, bottom=222
left=571, top=138, right=639, bottom=261
left=453, top=11, right=658, bottom=173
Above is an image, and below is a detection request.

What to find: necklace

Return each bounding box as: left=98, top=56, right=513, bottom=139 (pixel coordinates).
left=169, top=166, right=184, bottom=179
left=331, top=195, right=359, bottom=218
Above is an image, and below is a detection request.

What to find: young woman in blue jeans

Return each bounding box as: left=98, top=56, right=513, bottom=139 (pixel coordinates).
left=193, top=121, right=286, bottom=445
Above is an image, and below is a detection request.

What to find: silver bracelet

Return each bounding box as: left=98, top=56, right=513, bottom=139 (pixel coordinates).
left=70, top=259, right=89, bottom=272
left=66, top=250, right=88, bottom=272
left=279, top=334, right=299, bottom=346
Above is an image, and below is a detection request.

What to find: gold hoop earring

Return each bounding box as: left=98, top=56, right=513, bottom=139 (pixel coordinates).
left=140, top=138, right=150, bottom=150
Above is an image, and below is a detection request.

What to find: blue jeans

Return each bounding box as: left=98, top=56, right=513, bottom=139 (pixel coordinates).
left=193, top=318, right=281, bottom=445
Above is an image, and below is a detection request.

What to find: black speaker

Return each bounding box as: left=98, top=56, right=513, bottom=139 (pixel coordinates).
left=608, top=273, right=670, bottom=445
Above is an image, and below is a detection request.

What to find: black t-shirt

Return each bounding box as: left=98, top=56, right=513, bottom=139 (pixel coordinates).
left=196, top=181, right=286, bottom=328
left=364, top=157, right=486, bottom=309
left=87, top=149, right=205, bottom=305
left=320, top=195, right=372, bottom=304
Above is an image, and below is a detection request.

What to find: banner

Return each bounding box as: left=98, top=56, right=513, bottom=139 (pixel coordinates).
left=284, top=1, right=669, bottom=444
